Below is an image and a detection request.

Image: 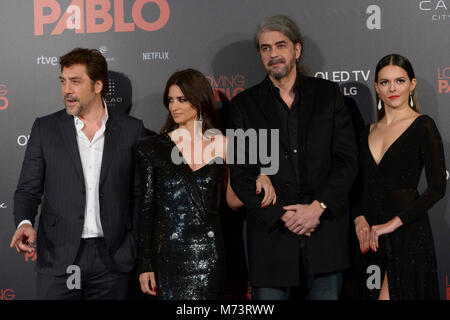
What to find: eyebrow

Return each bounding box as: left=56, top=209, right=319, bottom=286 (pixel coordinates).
left=59, top=76, right=82, bottom=81
left=260, top=40, right=288, bottom=47
left=378, top=76, right=407, bottom=81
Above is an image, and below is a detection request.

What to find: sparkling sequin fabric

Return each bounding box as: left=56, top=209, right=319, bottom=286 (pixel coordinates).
left=136, top=134, right=226, bottom=300
left=354, top=115, right=446, bottom=299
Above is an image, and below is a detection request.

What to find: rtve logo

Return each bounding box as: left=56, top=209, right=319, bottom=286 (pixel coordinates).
left=0, top=84, right=8, bottom=111
left=438, top=67, right=450, bottom=93
left=34, top=0, right=170, bottom=36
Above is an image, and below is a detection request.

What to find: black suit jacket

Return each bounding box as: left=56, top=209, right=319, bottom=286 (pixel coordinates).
left=13, top=108, right=145, bottom=276
left=229, top=75, right=358, bottom=287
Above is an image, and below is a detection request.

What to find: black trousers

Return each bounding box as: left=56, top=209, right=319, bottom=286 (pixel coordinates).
left=36, top=238, right=129, bottom=300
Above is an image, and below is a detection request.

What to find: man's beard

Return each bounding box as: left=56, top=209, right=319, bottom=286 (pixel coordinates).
left=267, top=57, right=296, bottom=80
left=64, top=95, right=83, bottom=116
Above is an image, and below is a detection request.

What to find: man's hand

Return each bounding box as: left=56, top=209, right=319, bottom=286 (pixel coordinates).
left=139, top=272, right=157, bottom=295
left=10, top=224, right=36, bottom=254
left=354, top=215, right=371, bottom=254
left=282, top=201, right=324, bottom=236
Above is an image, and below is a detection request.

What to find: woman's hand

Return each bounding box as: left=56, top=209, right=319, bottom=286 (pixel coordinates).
left=370, top=216, right=403, bottom=252
left=256, top=174, right=277, bottom=208
left=139, top=272, right=157, bottom=295
left=354, top=215, right=371, bottom=254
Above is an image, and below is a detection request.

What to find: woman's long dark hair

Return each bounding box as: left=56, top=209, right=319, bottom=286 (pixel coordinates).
left=161, top=69, right=219, bottom=134
left=375, top=54, right=419, bottom=121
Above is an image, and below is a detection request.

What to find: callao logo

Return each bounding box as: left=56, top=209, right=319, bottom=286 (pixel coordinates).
left=205, top=75, right=246, bottom=102
left=438, top=67, right=450, bottom=93
left=0, top=83, right=8, bottom=111
left=419, top=0, right=450, bottom=21
left=34, top=0, right=170, bottom=36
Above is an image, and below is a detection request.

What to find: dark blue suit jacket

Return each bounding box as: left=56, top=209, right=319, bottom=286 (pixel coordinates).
left=13, top=108, right=145, bottom=276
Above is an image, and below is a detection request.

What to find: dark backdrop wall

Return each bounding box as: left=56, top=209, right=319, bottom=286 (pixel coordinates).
left=1, top=0, right=449, bottom=300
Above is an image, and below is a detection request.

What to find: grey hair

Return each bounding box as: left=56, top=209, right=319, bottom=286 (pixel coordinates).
left=254, top=15, right=304, bottom=50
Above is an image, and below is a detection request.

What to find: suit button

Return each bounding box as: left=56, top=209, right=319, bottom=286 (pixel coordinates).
left=207, top=231, right=214, bottom=238
left=293, top=148, right=298, bottom=153
left=283, top=152, right=289, bottom=159
left=171, top=233, right=179, bottom=240
left=81, top=190, right=85, bottom=195
left=79, top=215, right=83, bottom=221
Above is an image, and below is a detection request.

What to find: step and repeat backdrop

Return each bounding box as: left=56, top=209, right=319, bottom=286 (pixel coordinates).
left=0, top=0, right=449, bottom=300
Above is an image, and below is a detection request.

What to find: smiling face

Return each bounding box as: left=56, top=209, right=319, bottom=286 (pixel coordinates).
left=375, top=65, right=417, bottom=110
left=167, top=85, right=198, bottom=126
left=59, top=63, right=103, bottom=116
left=258, top=30, right=301, bottom=81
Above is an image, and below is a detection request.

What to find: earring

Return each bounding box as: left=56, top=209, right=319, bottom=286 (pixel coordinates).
left=198, top=111, right=203, bottom=122
left=409, top=92, right=414, bottom=108
left=377, top=97, right=382, bottom=110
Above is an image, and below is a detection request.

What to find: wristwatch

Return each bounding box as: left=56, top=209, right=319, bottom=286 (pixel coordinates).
left=319, top=202, right=327, bottom=210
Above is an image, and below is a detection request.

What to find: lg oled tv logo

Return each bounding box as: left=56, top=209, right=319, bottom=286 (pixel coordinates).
left=438, top=67, right=450, bottom=93
left=0, top=84, right=9, bottom=110
left=419, top=1, right=450, bottom=21
left=17, top=135, right=30, bottom=147
left=205, top=74, right=246, bottom=102
left=0, top=289, right=15, bottom=300
left=34, top=0, right=170, bottom=36
left=314, top=70, right=371, bottom=96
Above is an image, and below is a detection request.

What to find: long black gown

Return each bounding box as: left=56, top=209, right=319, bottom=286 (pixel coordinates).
left=136, top=134, right=226, bottom=300
left=354, top=115, right=446, bottom=299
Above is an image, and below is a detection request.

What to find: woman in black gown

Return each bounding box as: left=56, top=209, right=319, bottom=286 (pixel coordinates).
left=136, top=69, right=276, bottom=300
left=353, top=54, right=446, bottom=300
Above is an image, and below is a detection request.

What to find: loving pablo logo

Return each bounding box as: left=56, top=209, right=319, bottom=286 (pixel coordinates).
left=205, top=74, right=246, bottom=102
left=0, top=83, right=8, bottom=110
left=438, top=66, right=450, bottom=94
left=34, top=0, right=170, bottom=36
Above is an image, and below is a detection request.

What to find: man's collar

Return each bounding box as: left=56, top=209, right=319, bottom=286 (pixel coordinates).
left=73, top=99, right=109, bottom=131
left=266, top=74, right=300, bottom=95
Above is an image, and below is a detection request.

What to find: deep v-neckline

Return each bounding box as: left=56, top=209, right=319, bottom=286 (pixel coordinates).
left=367, top=115, right=423, bottom=167
left=165, top=133, right=224, bottom=173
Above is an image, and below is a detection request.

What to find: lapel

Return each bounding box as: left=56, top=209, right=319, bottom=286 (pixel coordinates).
left=99, top=109, right=121, bottom=187
left=57, top=111, right=85, bottom=182
left=297, top=75, right=315, bottom=149
left=256, top=77, right=290, bottom=151
left=159, top=135, right=209, bottom=221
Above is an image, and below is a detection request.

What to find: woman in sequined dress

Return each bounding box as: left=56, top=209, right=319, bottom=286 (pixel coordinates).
left=352, top=54, right=446, bottom=300
left=136, top=69, right=277, bottom=300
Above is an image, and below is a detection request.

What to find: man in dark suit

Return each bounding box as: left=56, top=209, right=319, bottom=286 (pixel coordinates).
left=228, top=15, right=358, bottom=300
left=9, top=48, right=145, bottom=299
